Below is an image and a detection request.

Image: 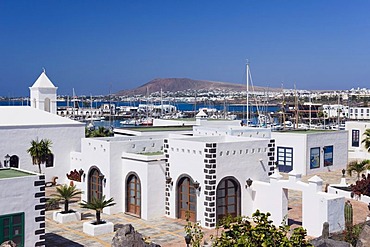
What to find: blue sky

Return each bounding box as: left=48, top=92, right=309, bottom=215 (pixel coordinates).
left=1, top=0, right=370, bottom=96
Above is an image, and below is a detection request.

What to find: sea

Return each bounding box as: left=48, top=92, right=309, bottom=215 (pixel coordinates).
left=1, top=100, right=279, bottom=128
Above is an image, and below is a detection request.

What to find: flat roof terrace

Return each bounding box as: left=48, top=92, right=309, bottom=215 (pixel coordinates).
left=0, top=168, right=35, bottom=179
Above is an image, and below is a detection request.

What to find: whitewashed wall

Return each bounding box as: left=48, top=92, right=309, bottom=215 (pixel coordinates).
left=272, top=131, right=348, bottom=175
left=0, top=124, right=84, bottom=183
left=0, top=170, right=44, bottom=246
left=122, top=153, right=165, bottom=220
left=252, top=173, right=344, bottom=237
left=346, top=121, right=370, bottom=161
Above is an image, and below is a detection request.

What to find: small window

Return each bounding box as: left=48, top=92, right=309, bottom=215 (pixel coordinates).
left=152, top=143, right=155, bottom=147
left=352, top=130, right=360, bottom=147
left=240, top=150, right=242, bottom=154
left=233, top=150, right=236, bottom=155
left=220, top=151, right=223, bottom=156
left=142, top=147, right=146, bottom=152
left=193, top=150, right=196, bottom=154
left=246, top=149, right=248, bottom=154
left=251, top=149, right=255, bottom=153
left=132, top=144, right=135, bottom=148
left=199, top=151, right=202, bottom=155
left=258, top=148, right=261, bottom=153
left=182, top=149, right=185, bottom=152
left=45, top=153, right=54, bottom=168
left=171, top=147, right=174, bottom=151
left=226, top=151, right=230, bottom=155
left=176, top=148, right=179, bottom=152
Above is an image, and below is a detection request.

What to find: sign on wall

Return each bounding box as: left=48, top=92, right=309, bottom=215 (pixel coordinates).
left=310, top=147, right=320, bottom=169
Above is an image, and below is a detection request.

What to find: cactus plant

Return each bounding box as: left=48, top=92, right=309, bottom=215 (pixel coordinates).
left=344, top=200, right=353, bottom=230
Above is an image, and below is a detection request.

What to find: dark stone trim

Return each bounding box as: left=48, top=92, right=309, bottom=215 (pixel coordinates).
left=39, top=187, right=45, bottom=191
left=39, top=175, right=45, bottom=180
left=39, top=198, right=46, bottom=203
left=35, top=229, right=45, bottom=235
left=39, top=223, right=45, bottom=228
left=34, top=180, right=45, bottom=186
left=35, top=204, right=45, bottom=210
left=35, top=192, right=45, bottom=198
left=35, top=216, right=45, bottom=222
left=35, top=240, right=45, bottom=246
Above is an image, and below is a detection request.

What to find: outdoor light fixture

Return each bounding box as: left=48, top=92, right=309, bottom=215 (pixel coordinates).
left=4, top=154, right=10, bottom=167
left=246, top=178, right=253, bottom=188
left=184, top=234, right=191, bottom=247
left=166, top=176, right=173, bottom=185
left=193, top=181, right=200, bottom=191
left=103, top=178, right=107, bottom=186
left=342, top=169, right=346, bottom=177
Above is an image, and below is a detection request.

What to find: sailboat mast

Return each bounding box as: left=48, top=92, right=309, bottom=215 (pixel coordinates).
left=294, top=83, right=298, bottom=129
left=309, top=93, right=312, bottom=129
left=246, top=61, right=249, bottom=126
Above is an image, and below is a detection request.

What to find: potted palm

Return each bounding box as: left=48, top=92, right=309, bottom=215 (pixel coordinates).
left=51, top=184, right=82, bottom=223
left=80, top=195, right=116, bottom=236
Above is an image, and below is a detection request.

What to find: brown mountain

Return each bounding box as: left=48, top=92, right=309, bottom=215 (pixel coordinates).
left=115, top=78, right=278, bottom=96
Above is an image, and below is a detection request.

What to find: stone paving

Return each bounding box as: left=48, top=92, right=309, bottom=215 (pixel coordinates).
left=45, top=169, right=369, bottom=246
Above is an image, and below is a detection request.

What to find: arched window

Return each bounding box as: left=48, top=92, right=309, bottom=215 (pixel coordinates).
left=126, top=174, right=141, bottom=217
left=216, top=177, right=241, bottom=222
left=45, top=153, right=54, bottom=168
left=44, top=98, right=51, bottom=112
left=177, top=176, right=197, bottom=222
left=9, top=155, right=19, bottom=168
left=88, top=167, right=103, bottom=202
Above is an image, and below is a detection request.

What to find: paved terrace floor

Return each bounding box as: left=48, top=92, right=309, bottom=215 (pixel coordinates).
left=45, top=170, right=369, bottom=246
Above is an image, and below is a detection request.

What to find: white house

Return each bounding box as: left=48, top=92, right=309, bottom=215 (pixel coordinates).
left=0, top=168, right=46, bottom=247
left=271, top=130, right=348, bottom=175
left=0, top=106, right=85, bottom=183
left=346, top=121, right=370, bottom=161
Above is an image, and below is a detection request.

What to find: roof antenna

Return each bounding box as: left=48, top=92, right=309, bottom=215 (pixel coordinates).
left=42, top=67, right=46, bottom=73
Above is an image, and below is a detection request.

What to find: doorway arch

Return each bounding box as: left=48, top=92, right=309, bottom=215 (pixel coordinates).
left=9, top=155, right=19, bottom=168
left=177, top=175, right=197, bottom=222
left=126, top=173, right=141, bottom=217
left=216, top=176, right=241, bottom=222
left=88, top=167, right=103, bottom=202
left=44, top=98, right=51, bottom=112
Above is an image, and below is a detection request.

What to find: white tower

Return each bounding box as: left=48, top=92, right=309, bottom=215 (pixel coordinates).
left=29, top=69, right=58, bottom=114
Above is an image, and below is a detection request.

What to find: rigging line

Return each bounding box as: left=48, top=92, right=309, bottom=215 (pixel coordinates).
left=248, top=65, right=261, bottom=118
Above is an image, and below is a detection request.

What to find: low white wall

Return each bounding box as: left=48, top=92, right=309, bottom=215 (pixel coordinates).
left=0, top=172, right=42, bottom=246
left=252, top=174, right=344, bottom=237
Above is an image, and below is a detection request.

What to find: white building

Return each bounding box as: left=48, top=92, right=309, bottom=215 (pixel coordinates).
left=346, top=121, right=370, bottom=161
left=271, top=130, right=348, bottom=175
left=30, top=70, right=58, bottom=114
left=0, top=106, right=85, bottom=183
left=0, top=168, right=46, bottom=246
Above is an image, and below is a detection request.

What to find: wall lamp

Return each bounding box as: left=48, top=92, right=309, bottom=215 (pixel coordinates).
left=166, top=176, right=173, bottom=186
left=193, top=181, right=201, bottom=191
left=4, top=154, right=10, bottom=167
left=246, top=178, right=253, bottom=188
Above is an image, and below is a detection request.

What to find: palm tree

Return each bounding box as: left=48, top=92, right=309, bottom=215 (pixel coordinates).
left=51, top=184, right=82, bottom=213
left=362, top=129, right=370, bottom=152
left=347, top=160, right=370, bottom=180
left=80, top=196, right=116, bottom=224
left=27, top=138, right=53, bottom=173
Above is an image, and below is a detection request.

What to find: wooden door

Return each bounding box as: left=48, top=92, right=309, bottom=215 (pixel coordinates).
left=88, top=168, right=102, bottom=202
left=178, top=177, right=196, bottom=221
left=127, top=174, right=141, bottom=216
left=216, top=178, right=239, bottom=221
